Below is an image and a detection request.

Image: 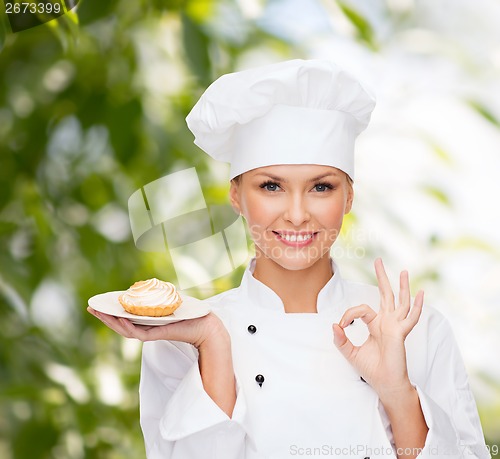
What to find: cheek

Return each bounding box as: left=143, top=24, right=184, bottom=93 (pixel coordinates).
left=241, top=193, right=280, bottom=247
left=313, top=199, right=346, bottom=227
left=243, top=193, right=277, bottom=227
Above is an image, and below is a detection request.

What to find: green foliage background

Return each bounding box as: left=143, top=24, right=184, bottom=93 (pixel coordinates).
left=0, top=1, right=498, bottom=458
left=0, top=1, right=298, bottom=457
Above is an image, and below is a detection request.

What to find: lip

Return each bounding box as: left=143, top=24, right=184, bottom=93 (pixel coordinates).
left=272, top=231, right=318, bottom=247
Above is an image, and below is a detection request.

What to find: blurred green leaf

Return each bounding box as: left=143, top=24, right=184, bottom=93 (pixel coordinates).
left=432, top=145, right=453, bottom=164
left=421, top=185, right=452, bottom=207
left=467, top=100, right=500, bottom=128
left=12, top=418, right=59, bottom=459
left=185, top=0, right=216, bottom=22
left=338, top=1, right=377, bottom=50
left=76, top=0, right=119, bottom=25
left=0, top=221, right=17, bottom=236
left=0, top=8, right=10, bottom=53
left=181, top=11, right=212, bottom=87
left=46, top=6, right=81, bottom=53
left=449, top=236, right=499, bottom=255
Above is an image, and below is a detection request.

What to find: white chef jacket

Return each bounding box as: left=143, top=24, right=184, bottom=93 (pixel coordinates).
left=139, top=258, right=490, bottom=459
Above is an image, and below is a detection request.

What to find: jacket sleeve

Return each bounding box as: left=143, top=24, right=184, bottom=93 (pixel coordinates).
left=379, top=315, right=490, bottom=459
left=139, top=340, right=247, bottom=459
left=413, top=317, right=490, bottom=459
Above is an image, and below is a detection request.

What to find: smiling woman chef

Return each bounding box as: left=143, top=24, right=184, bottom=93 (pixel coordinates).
left=88, top=59, right=489, bottom=459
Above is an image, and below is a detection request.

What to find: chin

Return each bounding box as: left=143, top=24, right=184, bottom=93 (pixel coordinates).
left=261, top=246, right=331, bottom=272
left=276, top=259, right=316, bottom=271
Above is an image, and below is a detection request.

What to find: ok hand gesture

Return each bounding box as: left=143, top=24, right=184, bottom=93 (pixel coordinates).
left=332, top=258, right=424, bottom=400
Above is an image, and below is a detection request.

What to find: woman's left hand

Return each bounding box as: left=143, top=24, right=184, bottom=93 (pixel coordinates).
left=332, top=258, right=424, bottom=400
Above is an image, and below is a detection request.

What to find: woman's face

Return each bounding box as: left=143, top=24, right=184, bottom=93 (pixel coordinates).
left=230, top=164, right=354, bottom=271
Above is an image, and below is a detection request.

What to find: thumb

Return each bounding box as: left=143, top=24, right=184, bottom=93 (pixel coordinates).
left=332, top=323, right=356, bottom=361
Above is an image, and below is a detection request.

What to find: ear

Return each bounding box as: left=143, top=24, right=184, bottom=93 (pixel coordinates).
left=229, top=180, right=241, bottom=215
left=344, top=182, right=354, bottom=214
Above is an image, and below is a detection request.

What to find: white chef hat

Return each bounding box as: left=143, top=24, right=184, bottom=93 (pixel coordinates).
left=186, top=58, right=375, bottom=181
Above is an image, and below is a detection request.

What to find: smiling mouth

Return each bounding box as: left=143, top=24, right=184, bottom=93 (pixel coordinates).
left=272, top=231, right=318, bottom=242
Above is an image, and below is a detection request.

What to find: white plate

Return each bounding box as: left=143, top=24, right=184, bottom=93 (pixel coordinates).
left=88, top=291, right=210, bottom=326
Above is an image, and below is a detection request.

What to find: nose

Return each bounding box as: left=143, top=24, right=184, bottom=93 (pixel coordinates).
left=283, top=193, right=310, bottom=226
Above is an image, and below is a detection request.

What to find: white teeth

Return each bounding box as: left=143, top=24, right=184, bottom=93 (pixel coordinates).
left=279, top=233, right=313, bottom=242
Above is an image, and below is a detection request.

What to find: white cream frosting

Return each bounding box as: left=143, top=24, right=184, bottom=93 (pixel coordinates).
left=120, top=278, right=180, bottom=307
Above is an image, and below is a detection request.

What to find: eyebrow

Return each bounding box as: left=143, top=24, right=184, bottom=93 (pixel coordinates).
left=254, top=172, right=340, bottom=183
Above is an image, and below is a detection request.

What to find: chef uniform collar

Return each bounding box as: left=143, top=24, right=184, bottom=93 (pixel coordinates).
left=186, top=58, right=375, bottom=181
left=239, top=257, right=346, bottom=314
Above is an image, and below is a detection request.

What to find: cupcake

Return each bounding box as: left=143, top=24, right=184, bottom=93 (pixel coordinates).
left=118, top=278, right=182, bottom=317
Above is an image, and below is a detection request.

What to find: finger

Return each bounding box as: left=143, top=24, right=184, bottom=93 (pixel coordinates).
left=131, top=324, right=156, bottom=332
left=374, top=258, right=395, bottom=311
left=339, top=304, right=377, bottom=327
left=122, top=319, right=189, bottom=342
left=118, top=318, right=148, bottom=339
left=117, top=318, right=169, bottom=341
left=403, top=290, right=424, bottom=333
left=93, top=311, right=134, bottom=338
left=106, top=318, right=135, bottom=338
left=87, top=307, right=98, bottom=317
left=119, top=318, right=162, bottom=341
left=397, top=270, right=411, bottom=317
left=332, top=323, right=358, bottom=363
left=145, top=318, right=203, bottom=343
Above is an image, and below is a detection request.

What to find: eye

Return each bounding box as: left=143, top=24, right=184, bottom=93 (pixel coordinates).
left=313, top=182, right=334, bottom=192
left=259, top=180, right=281, bottom=192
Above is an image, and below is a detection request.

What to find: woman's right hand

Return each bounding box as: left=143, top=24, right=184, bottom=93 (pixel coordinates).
left=88, top=307, right=237, bottom=417
left=87, top=308, right=228, bottom=349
